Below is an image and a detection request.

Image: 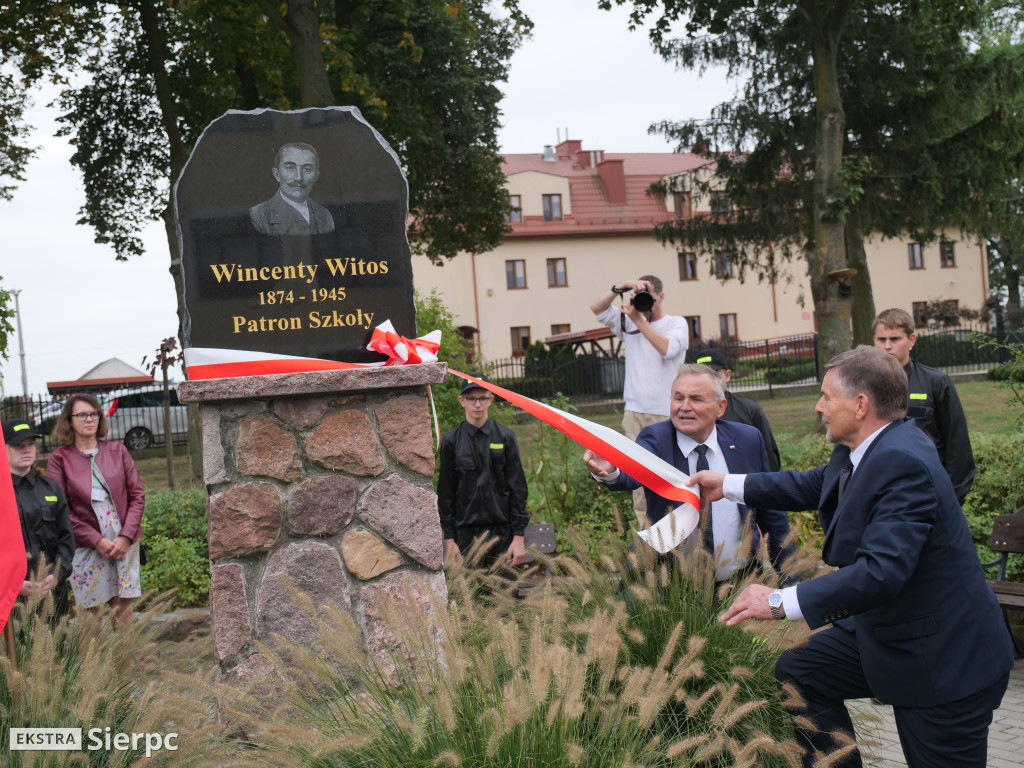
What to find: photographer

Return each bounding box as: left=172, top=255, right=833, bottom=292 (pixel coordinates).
left=590, top=275, right=689, bottom=526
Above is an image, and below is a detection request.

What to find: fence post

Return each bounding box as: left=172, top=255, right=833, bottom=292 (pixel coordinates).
left=813, top=333, right=821, bottom=382
left=764, top=339, right=773, bottom=397
left=996, top=305, right=1009, bottom=365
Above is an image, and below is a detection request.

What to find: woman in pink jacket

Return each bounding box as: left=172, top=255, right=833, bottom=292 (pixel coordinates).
left=48, top=393, right=144, bottom=619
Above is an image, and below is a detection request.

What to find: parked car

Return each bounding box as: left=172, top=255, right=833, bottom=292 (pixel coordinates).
left=104, top=387, right=188, bottom=450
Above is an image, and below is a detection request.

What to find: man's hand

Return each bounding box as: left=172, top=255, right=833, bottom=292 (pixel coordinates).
left=444, top=538, right=462, bottom=567
left=107, top=535, right=131, bottom=561
left=687, top=470, right=726, bottom=502
left=507, top=535, right=527, bottom=567
left=720, top=584, right=780, bottom=626
left=583, top=449, right=616, bottom=477
left=19, top=576, right=56, bottom=599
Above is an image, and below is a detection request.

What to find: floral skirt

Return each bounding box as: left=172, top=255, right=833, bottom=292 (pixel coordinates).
left=70, top=497, right=142, bottom=609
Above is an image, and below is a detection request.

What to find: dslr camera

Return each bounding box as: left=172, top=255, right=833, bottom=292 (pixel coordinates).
left=611, top=284, right=655, bottom=313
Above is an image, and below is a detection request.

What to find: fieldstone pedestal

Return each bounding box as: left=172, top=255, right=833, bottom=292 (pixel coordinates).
left=178, top=363, right=448, bottom=698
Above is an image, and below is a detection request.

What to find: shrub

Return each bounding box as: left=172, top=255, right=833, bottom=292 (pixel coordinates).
left=415, top=289, right=480, bottom=436
left=1, top=595, right=227, bottom=765
left=776, top=432, right=832, bottom=549
left=142, top=488, right=210, bottom=608
left=229, top=540, right=803, bottom=767
left=963, top=432, right=1024, bottom=580
left=516, top=394, right=632, bottom=560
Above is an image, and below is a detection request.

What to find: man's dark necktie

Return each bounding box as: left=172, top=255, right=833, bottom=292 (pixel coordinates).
left=694, top=444, right=715, bottom=554
left=838, top=458, right=854, bottom=503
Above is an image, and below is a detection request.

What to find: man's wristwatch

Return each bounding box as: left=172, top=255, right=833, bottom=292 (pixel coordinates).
left=768, top=590, right=784, bottom=620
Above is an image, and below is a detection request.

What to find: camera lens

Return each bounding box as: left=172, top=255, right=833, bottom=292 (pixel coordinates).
left=633, top=289, right=655, bottom=313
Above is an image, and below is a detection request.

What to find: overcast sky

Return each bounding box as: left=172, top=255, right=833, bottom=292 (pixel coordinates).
left=0, top=0, right=731, bottom=397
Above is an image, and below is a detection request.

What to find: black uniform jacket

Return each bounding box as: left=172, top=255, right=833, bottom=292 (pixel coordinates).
left=437, top=418, right=529, bottom=540
left=723, top=391, right=781, bottom=471
left=904, top=360, right=975, bottom=503
left=13, top=469, right=75, bottom=582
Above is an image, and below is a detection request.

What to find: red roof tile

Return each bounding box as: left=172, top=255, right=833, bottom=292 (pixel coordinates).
left=500, top=146, right=714, bottom=238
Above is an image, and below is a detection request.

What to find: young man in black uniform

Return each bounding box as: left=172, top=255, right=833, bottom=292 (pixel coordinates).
left=873, top=308, right=975, bottom=504
left=4, top=419, right=75, bottom=618
left=695, top=348, right=781, bottom=471
left=437, top=376, right=529, bottom=568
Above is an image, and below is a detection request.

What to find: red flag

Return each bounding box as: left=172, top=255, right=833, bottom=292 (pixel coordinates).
left=1, top=431, right=28, bottom=633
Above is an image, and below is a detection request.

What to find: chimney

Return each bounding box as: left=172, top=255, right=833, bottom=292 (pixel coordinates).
left=542, top=145, right=555, bottom=161
left=577, top=149, right=604, bottom=168
left=597, top=158, right=626, bottom=204
left=557, top=138, right=582, bottom=157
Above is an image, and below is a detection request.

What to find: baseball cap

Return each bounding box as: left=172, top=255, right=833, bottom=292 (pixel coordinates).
left=460, top=373, right=492, bottom=395
left=3, top=418, right=42, bottom=446
left=695, top=349, right=729, bottom=371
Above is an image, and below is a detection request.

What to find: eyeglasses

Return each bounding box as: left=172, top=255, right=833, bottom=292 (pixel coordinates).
left=72, top=412, right=101, bottom=422
left=462, top=396, right=492, bottom=404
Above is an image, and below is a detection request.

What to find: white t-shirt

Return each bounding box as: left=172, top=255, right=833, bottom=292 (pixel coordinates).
left=596, top=305, right=690, bottom=416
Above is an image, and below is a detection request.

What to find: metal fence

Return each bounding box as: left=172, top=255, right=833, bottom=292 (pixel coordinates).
left=1, top=382, right=186, bottom=455
left=488, top=324, right=1015, bottom=405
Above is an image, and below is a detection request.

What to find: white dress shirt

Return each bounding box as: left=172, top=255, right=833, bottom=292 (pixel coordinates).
left=723, top=422, right=892, bottom=620
left=596, top=425, right=749, bottom=581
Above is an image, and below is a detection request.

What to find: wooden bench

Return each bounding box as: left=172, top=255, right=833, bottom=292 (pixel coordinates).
left=983, top=507, right=1024, bottom=610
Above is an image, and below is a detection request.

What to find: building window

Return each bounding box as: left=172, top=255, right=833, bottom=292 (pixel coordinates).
left=547, top=257, right=568, bottom=287
left=551, top=323, right=571, bottom=336
left=678, top=252, right=698, bottom=281
left=912, top=302, right=928, bottom=327
left=542, top=193, right=562, bottom=221
left=714, top=252, right=734, bottom=280
left=504, top=194, right=522, bottom=223
left=940, top=241, right=956, bottom=268
left=674, top=191, right=692, bottom=219
left=710, top=196, right=728, bottom=217
left=510, top=326, right=531, bottom=357
left=685, top=315, right=702, bottom=343
left=908, top=243, right=924, bottom=270
left=719, top=313, right=738, bottom=339
left=505, top=259, right=527, bottom=289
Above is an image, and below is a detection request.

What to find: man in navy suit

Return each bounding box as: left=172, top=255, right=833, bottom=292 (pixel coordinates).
left=584, top=363, right=793, bottom=582
left=250, top=143, right=336, bottom=236
left=692, top=346, right=1012, bottom=767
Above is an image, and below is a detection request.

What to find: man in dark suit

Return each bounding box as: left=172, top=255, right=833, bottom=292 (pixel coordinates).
left=584, top=363, right=793, bottom=582
left=249, top=142, right=336, bottom=236
left=691, top=346, right=1012, bottom=767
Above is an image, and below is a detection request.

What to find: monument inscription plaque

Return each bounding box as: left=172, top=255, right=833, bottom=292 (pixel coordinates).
left=176, top=107, right=415, bottom=363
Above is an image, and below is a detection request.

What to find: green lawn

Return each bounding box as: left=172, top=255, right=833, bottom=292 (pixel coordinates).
left=128, top=378, right=1020, bottom=492
left=758, top=378, right=1021, bottom=437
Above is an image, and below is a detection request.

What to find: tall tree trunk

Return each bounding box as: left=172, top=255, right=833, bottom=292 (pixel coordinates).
left=134, top=0, right=188, bottom=335
left=254, top=0, right=336, bottom=107
left=134, top=0, right=201, bottom=477
left=807, top=2, right=854, bottom=362
left=846, top=209, right=876, bottom=345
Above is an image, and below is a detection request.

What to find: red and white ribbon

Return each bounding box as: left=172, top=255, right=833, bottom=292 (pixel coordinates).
left=183, top=321, right=700, bottom=552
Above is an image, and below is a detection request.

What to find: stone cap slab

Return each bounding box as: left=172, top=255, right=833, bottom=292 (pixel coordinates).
left=179, top=361, right=448, bottom=403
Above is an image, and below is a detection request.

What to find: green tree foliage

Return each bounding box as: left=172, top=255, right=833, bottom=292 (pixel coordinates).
left=0, top=277, right=14, bottom=369
left=602, top=0, right=1024, bottom=349
left=1, top=0, right=531, bottom=331
left=414, top=289, right=481, bottom=435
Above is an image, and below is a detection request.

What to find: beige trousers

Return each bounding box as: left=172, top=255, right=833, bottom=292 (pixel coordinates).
left=621, top=410, right=666, bottom=528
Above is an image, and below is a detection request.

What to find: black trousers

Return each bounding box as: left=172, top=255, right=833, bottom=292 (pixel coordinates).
left=775, top=623, right=1008, bottom=768
left=453, top=524, right=513, bottom=569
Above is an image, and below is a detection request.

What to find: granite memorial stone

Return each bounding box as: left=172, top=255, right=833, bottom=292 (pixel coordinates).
left=175, top=107, right=415, bottom=362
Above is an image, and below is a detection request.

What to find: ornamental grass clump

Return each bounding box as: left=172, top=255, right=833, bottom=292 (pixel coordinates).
left=1, top=586, right=228, bottom=766
left=226, top=534, right=806, bottom=767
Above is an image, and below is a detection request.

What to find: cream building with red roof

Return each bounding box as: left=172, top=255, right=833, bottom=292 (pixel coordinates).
left=413, top=138, right=990, bottom=360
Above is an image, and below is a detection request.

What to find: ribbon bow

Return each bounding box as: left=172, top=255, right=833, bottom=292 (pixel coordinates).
left=366, top=320, right=441, bottom=365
